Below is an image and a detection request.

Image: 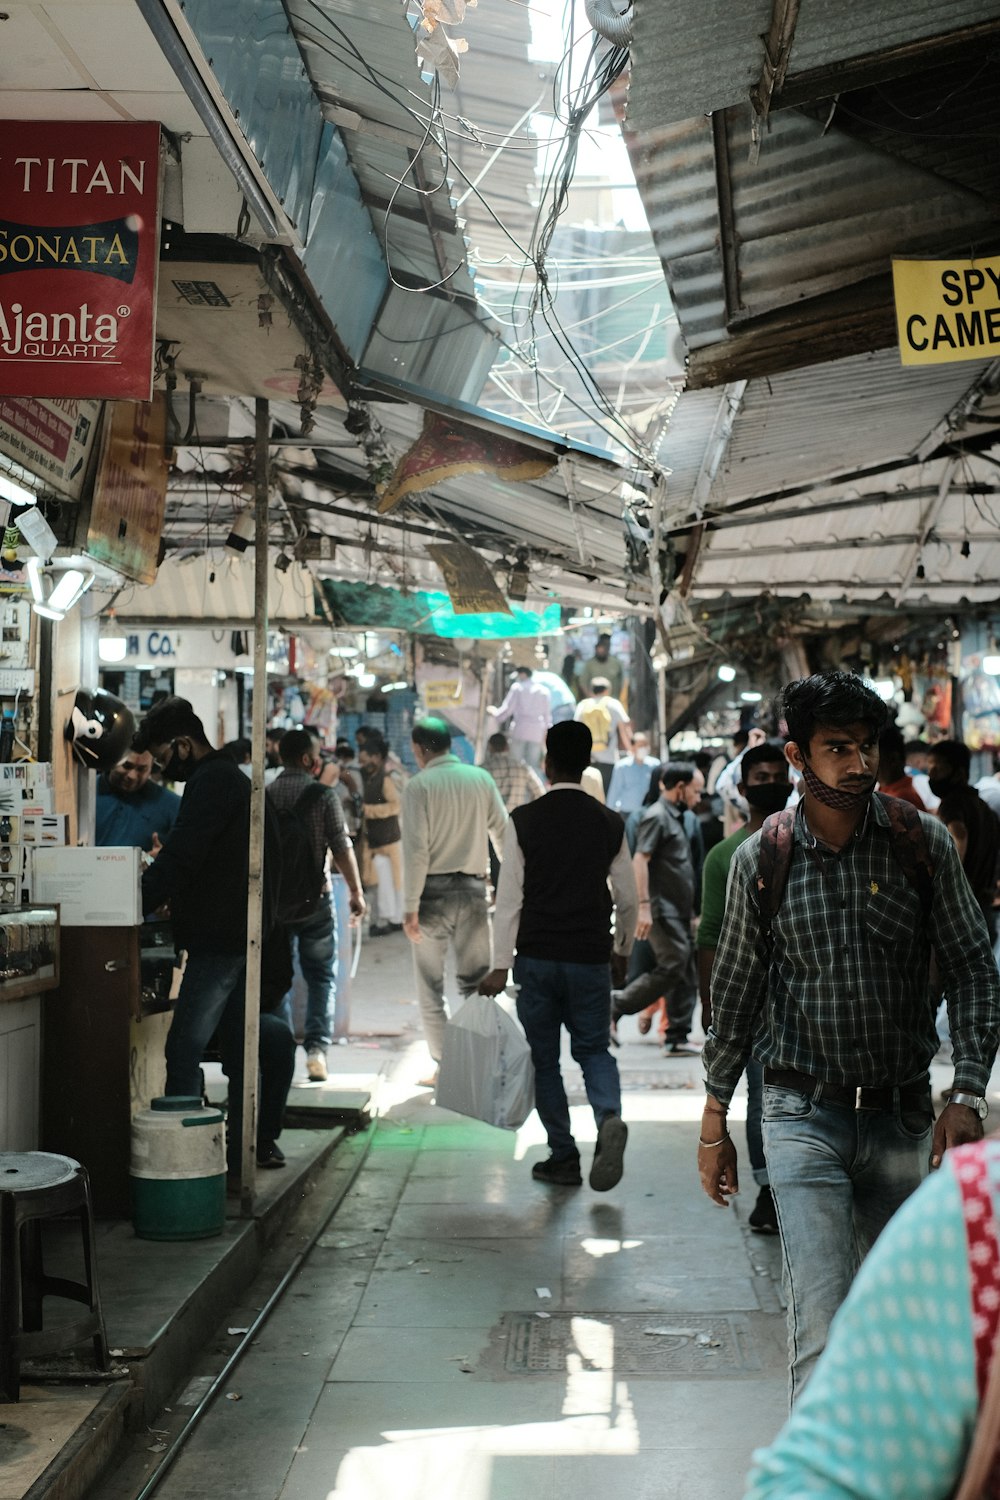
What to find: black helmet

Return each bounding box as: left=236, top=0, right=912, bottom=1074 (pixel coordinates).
left=65, top=688, right=135, bottom=771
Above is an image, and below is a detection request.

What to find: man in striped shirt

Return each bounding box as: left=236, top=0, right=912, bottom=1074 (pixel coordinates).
left=698, top=671, right=1000, bottom=1405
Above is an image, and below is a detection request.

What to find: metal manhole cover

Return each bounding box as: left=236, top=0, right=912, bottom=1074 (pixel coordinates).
left=504, top=1313, right=760, bottom=1375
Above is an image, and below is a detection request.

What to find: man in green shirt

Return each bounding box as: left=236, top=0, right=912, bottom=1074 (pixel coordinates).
left=697, top=741, right=792, bottom=1233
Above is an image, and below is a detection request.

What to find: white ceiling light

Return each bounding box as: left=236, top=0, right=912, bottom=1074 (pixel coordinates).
left=27, top=558, right=95, bottom=621
left=717, top=664, right=736, bottom=682
left=0, top=471, right=39, bottom=510
left=871, top=679, right=896, bottom=701
left=740, top=691, right=762, bottom=703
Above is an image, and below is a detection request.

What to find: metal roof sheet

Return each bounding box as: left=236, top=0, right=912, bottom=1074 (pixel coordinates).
left=661, top=351, right=992, bottom=514
left=627, top=0, right=1000, bottom=133
left=634, top=106, right=996, bottom=355
left=286, top=0, right=477, bottom=297
left=690, top=453, right=1000, bottom=605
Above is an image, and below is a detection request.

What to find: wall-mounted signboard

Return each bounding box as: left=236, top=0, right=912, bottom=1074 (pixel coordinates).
left=0, top=121, right=161, bottom=398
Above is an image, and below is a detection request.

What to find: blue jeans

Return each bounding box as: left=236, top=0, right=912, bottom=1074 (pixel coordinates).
left=762, top=1082, right=933, bottom=1405
left=288, top=896, right=337, bottom=1050
left=514, top=954, right=621, bottom=1162
left=165, top=950, right=296, bottom=1172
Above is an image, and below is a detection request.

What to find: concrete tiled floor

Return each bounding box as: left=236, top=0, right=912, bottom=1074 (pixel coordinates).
left=140, top=931, right=790, bottom=1500
left=151, top=1097, right=787, bottom=1500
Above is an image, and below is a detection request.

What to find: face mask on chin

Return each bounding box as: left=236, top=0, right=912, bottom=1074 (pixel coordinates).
left=633, top=746, right=647, bottom=762
left=744, top=782, right=792, bottom=816
left=799, top=757, right=872, bottom=811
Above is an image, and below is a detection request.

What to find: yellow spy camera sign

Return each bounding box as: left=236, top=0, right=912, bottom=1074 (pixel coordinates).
left=893, top=256, right=1000, bottom=367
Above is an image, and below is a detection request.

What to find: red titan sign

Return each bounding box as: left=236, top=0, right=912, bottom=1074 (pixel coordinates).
left=0, top=122, right=161, bottom=399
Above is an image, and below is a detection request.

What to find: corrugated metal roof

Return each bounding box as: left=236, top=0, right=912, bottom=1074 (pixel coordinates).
left=661, top=351, right=991, bottom=513
left=628, top=0, right=769, bottom=132
left=788, top=0, right=1000, bottom=74
left=690, top=450, right=1000, bottom=605
left=116, top=556, right=318, bottom=625
left=443, top=5, right=555, bottom=276
left=286, top=0, right=476, bottom=297
left=634, top=105, right=996, bottom=354
left=627, top=0, right=1000, bottom=133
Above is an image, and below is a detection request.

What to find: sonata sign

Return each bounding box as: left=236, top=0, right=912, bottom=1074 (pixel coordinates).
left=0, top=122, right=161, bottom=399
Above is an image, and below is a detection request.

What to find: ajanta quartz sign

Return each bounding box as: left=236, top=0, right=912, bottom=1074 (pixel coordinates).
left=893, top=255, right=1000, bottom=368
left=0, top=122, right=161, bottom=399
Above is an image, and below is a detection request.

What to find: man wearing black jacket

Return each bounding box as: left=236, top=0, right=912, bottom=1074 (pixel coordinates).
left=480, top=721, right=639, bottom=1190
left=136, top=697, right=294, bottom=1173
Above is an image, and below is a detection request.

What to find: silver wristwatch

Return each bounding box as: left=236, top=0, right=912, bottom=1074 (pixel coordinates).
left=948, top=1091, right=989, bottom=1120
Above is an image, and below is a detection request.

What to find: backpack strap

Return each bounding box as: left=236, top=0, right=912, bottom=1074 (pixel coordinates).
left=755, top=807, right=798, bottom=935
left=754, top=797, right=935, bottom=936
left=876, top=792, right=934, bottom=920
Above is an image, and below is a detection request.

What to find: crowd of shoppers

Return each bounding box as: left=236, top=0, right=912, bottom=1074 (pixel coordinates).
left=121, top=656, right=1000, bottom=1498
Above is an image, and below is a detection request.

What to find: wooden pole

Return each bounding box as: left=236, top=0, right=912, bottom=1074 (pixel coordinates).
left=239, top=398, right=270, bottom=1211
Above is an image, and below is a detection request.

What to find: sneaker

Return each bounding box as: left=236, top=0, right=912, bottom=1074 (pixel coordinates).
left=306, top=1046, right=328, bottom=1082
left=532, top=1154, right=583, bottom=1186
left=256, top=1142, right=286, bottom=1170
left=589, top=1115, right=628, bottom=1192
left=748, top=1185, right=779, bottom=1235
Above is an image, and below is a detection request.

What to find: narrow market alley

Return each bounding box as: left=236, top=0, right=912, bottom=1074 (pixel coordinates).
left=89, top=932, right=788, bottom=1500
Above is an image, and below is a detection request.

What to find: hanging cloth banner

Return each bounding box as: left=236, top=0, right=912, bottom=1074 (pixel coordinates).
left=426, top=541, right=512, bottom=615
left=377, top=410, right=556, bottom=513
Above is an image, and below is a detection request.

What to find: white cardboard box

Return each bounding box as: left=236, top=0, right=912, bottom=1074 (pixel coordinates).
left=31, top=846, right=142, bottom=926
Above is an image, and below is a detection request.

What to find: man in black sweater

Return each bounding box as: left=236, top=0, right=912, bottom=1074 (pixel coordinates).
left=136, top=697, right=294, bottom=1175
left=480, top=721, right=639, bottom=1189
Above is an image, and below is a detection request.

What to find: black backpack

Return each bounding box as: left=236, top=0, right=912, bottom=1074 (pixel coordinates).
left=755, top=792, right=935, bottom=937
left=268, top=782, right=328, bottom=925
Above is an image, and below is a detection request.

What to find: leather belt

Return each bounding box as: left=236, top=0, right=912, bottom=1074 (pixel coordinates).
left=763, top=1066, right=930, bottom=1112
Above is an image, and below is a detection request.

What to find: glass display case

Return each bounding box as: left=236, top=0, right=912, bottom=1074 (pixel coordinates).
left=0, top=904, right=59, bottom=1003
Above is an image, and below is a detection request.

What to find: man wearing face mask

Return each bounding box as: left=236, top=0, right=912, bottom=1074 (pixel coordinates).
left=697, top=741, right=792, bottom=1236
left=698, top=672, right=1000, bottom=1406
left=927, top=739, right=1000, bottom=938
left=611, top=762, right=701, bottom=1055
left=606, top=731, right=660, bottom=816
left=134, top=698, right=295, bottom=1177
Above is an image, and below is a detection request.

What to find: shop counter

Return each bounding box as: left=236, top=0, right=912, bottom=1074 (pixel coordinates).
left=42, top=920, right=180, bottom=1217
left=0, top=905, right=60, bottom=1152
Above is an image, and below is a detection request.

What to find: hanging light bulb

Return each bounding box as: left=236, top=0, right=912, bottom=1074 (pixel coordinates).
left=99, top=610, right=128, bottom=664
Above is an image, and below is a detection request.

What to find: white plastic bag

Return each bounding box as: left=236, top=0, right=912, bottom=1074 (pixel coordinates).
left=436, top=994, right=535, bottom=1130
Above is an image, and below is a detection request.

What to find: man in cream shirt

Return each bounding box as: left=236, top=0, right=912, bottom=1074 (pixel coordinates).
left=402, top=716, right=508, bottom=1077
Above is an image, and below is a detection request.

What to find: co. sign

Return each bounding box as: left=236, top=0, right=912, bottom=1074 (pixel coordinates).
left=126, top=630, right=175, bottom=658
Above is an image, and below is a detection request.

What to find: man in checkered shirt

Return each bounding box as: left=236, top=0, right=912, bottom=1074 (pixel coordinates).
left=483, top=733, right=545, bottom=814
left=697, top=671, right=1000, bottom=1405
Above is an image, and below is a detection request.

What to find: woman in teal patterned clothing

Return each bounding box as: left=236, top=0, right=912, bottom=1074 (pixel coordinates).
left=746, top=1135, right=1000, bottom=1499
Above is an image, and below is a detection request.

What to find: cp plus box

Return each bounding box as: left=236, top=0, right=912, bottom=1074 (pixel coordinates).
left=31, top=846, right=141, bottom=926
